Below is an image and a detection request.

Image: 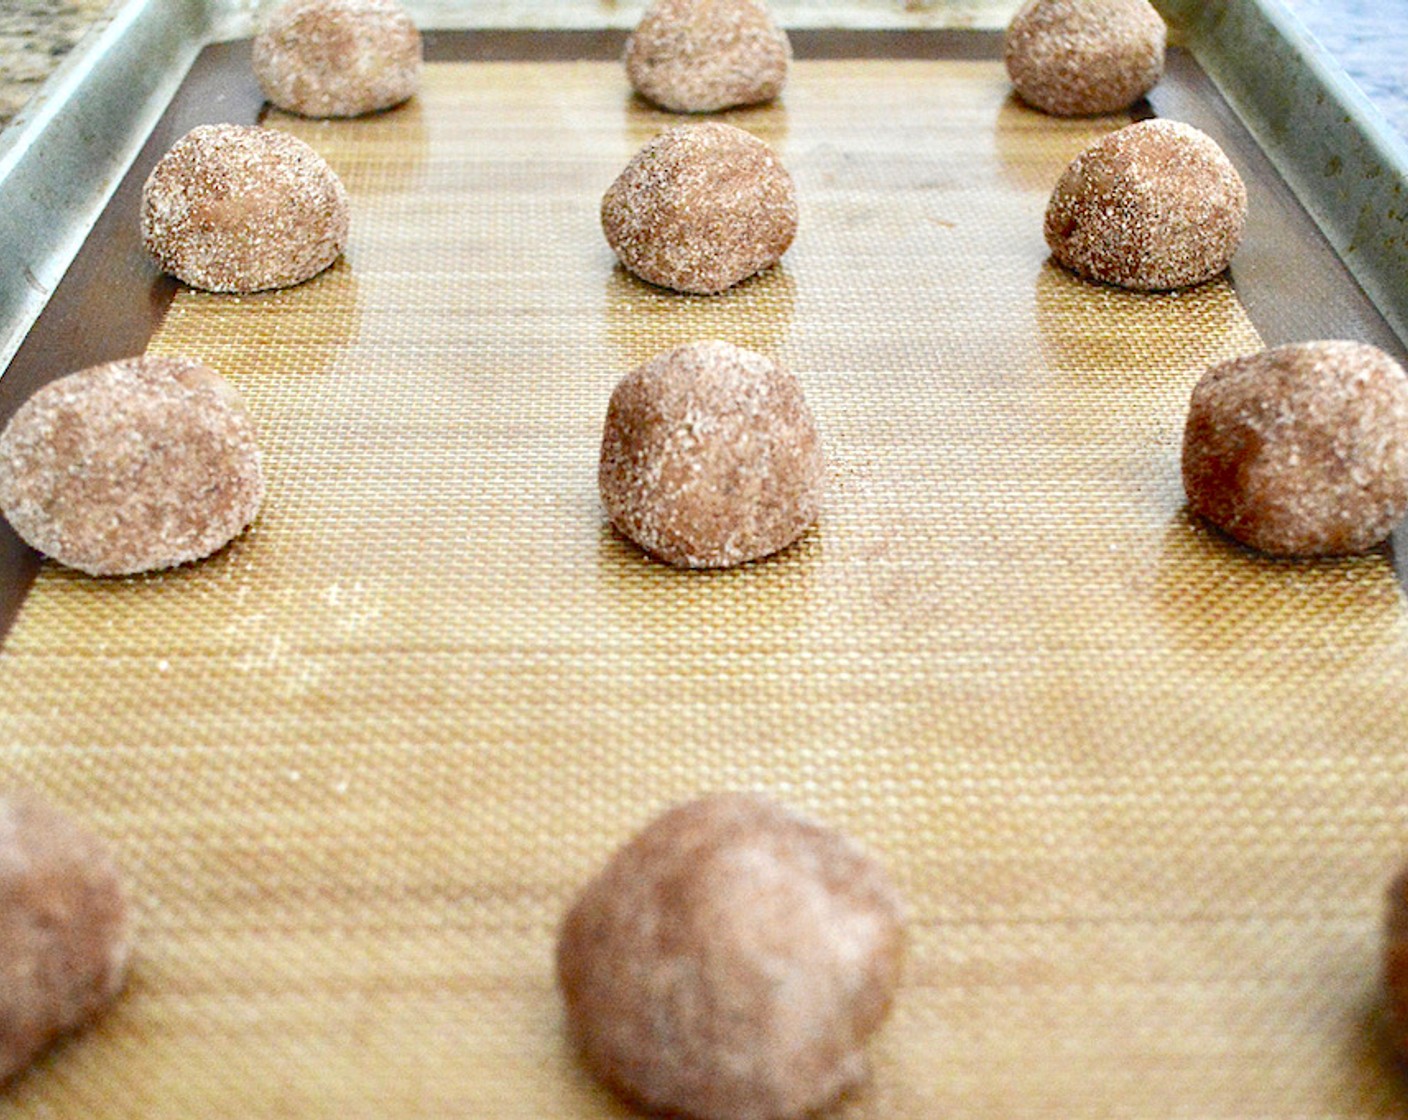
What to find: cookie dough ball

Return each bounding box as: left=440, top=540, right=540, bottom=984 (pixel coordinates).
left=602, top=122, right=797, bottom=295
left=0, top=356, right=265, bottom=576
left=253, top=0, right=422, bottom=118
left=1045, top=119, right=1247, bottom=290
left=1005, top=0, right=1166, bottom=116
left=0, top=794, right=130, bottom=1085
left=1182, top=341, right=1408, bottom=556
left=626, top=0, right=791, bottom=114
left=557, top=793, right=905, bottom=1120
left=599, top=340, right=823, bottom=568
left=142, top=123, right=350, bottom=293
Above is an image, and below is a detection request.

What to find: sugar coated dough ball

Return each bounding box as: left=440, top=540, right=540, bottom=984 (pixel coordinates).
left=1045, top=119, right=1247, bottom=290
left=1005, top=0, right=1166, bottom=116
left=1182, top=341, right=1408, bottom=556
left=0, top=793, right=130, bottom=1085
left=599, top=340, right=823, bottom=568
left=142, top=123, right=350, bottom=293
left=0, top=356, right=265, bottom=576
left=557, top=793, right=905, bottom=1120
left=253, top=0, right=422, bottom=118
left=626, top=0, right=791, bottom=114
left=602, top=122, right=797, bottom=295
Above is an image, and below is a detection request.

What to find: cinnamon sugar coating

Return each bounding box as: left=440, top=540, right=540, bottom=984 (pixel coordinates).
left=626, top=0, right=791, bottom=114
left=253, top=0, right=422, bottom=118
left=0, top=356, right=265, bottom=576
left=142, top=124, right=350, bottom=294
left=557, top=793, right=905, bottom=1120
left=602, top=122, right=798, bottom=295
left=1005, top=0, right=1165, bottom=117
left=0, top=793, right=130, bottom=1085
left=599, top=341, right=823, bottom=569
left=1045, top=119, right=1247, bottom=291
left=1182, top=341, right=1408, bottom=556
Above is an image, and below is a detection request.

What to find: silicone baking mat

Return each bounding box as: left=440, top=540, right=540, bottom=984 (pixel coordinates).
left=1, top=40, right=1407, bottom=1118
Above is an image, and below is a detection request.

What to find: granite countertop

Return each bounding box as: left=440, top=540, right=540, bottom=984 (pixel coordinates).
left=0, top=0, right=112, bottom=128
left=0, top=1, right=1405, bottom=136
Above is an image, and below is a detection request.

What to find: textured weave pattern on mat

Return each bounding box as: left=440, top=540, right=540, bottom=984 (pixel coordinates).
left=1, top=59, right=1407, bottom=1118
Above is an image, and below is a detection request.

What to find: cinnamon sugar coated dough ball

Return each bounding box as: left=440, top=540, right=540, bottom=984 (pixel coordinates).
left=253, top=0, right=422, bottom=118
left=0, top=794, right=130, bottom=1085
left=142, top=124, right=349, bottom=293
left=626, top=0, right=791, bottom=113
left=1005, top=0, right=1165, bottom=116
left=1182, top=341, right=1408, bottom=556
left=557, top=794, right=905, bottom=1120
left=602, top=122, right=797, bottom=295
left=0, top=356, right=265, bottom=576
left=599, top=341, right=823, bottom=568
left=1045, top=119, right=1247, bottom=290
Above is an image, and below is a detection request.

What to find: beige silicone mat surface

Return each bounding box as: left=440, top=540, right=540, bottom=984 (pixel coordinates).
left=1, top=57, right=1407, bottom=1117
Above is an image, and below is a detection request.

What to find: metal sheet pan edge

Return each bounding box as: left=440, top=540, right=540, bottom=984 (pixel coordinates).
left=1160, top=0, right=1408, bottom=348
left=0, top=0, right=215, bottom=375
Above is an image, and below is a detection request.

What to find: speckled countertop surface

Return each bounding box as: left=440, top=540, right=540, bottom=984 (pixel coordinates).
left=0, top=0, right=1405, bottom=134
left=0, top=0, right=113, bottom=127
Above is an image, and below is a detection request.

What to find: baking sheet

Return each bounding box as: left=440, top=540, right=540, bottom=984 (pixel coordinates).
left=0, top=25, right=1407, bottom=1120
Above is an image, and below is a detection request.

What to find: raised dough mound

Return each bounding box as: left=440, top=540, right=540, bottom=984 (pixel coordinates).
left=253, top=0, right=422, bottom=118
left=602, top=122, right=797, bottom=295
left=1005, top=0, right=1166, bottom=116
left=626, top=0, right=791, bottom=113
left=0, top=356, right=265, bottom=576
left=557, top=793, right=905, bottom=1120
left=599, top=340, right=823, bottom=569
left=142, top=123, right=350, bottom=294
left=0, top=793, right=131, bottom=1085
left=1182, top=340, right=1408, bottom=556
left=1045, top=119, right=1246, bottom=291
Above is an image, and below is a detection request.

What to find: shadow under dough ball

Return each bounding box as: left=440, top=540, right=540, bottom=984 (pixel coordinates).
left=602, top=121, right=798, bottom=295
left=1005, top=0, right=1166, bottom=116
left=557, top=793, right=906, bottom=1120
left=1182, top=340, right=1408, bottom=556
left=0, top=793, right=131, bottom=1086
left=142, top=123, right=350, bottom=293
left=253, top=0, right=422, bottom=118
left=1385, top=862, right=1408, bottom=1061
left=1045, top=119, right=1247, bottom=291
left=599, top=340, right=823, bottom=568
left=0, top=356, right=265, bottom=576
left=625, top=0, right=791, bottom=113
